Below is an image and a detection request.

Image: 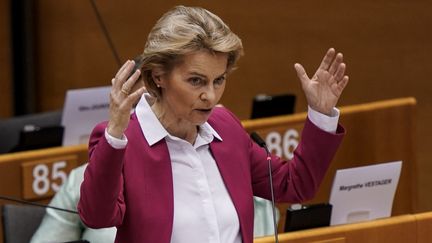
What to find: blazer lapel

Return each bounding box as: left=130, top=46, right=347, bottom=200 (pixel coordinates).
left=129, top=116, right=174, bottom=241
left=210, top=140, right=253, bottom=242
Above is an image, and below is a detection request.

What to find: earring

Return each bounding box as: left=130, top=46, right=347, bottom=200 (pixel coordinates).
left=156, top=84, right=161, bottom=88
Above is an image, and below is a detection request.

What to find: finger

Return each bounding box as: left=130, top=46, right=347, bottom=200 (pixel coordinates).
left=114, top=60, right=131, bottom=80
left=318, top=48, right=336, bottom=71
left=121, top=69, right=141, bottom=95
left=123, top=87, right=146, bottom=108
left=337, top=76, right=349, bottom=92
left=117, top=61, right=136, bottom=85
left=328, top=53, right=343, bottom=75
left=113, top=60, right=133, bottom=90
left=294, top=63, right=310, bottom=85
left=334, top=63, right=346, bottom=81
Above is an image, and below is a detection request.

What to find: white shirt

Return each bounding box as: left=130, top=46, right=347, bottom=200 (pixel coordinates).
left=105, top=94, right=339, bottom=243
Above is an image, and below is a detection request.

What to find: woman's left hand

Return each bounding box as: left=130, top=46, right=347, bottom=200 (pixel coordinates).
left=294, top=48, right=349, bottom=116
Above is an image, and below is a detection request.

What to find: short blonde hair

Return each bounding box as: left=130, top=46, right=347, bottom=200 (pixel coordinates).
left=138, top=5, right=244, bottom=99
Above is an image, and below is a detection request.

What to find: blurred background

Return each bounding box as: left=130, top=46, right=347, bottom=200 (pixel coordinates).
left=0, top=0, right=431, bottom=211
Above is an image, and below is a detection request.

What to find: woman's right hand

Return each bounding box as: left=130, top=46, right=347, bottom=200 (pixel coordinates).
left=107, top=60, right=146, bottom=139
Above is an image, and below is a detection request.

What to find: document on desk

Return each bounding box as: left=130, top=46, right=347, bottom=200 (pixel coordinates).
left=329, top=161, right=402, bottom=226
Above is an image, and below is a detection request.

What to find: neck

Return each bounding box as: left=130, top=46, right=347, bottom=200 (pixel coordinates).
left=151, top=101, right=198, bottom=144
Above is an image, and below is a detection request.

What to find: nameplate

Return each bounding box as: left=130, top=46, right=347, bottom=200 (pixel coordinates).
left=329, top=161, right=402, bottom=225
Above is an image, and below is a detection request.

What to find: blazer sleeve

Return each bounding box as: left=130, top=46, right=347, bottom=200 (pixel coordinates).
left=250, top=118, right=345, bottom=202
left=78, top=122, right=126, bottom=228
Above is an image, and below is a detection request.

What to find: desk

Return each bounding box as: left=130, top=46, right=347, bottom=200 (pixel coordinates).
left=254, top=214, right=417, bottom=243
left=415, top=211, right=432, bottom=243
left=0, top=144, right=87, bottom=201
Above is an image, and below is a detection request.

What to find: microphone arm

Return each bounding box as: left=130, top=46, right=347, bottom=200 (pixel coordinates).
left=0, top=195, right=78, bottom=214
left=250, top=132, right=279, bottom=243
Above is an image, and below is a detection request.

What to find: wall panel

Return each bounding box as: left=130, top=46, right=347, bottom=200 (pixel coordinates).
left=33, top=0, right=432, bottom=211
left=0, top=0, right=12, bottom=118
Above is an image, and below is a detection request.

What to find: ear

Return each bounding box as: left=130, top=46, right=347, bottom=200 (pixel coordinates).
left=151, top=68, right=164, bottom=87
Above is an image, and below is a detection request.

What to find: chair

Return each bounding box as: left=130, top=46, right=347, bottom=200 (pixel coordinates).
left=2, top=204, right=46, bottom=243
left=0, top=110, right=62, bottom=153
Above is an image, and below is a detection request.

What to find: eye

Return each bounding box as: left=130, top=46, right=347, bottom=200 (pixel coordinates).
left=214, top=76, right=226, bottom=86
left=188, top=77, right=204, bottom=86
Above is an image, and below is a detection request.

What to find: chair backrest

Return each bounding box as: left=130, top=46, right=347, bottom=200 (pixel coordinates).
left=2, top=204, right=46, bottom=243
left=0, top=110, right=62, bottom=154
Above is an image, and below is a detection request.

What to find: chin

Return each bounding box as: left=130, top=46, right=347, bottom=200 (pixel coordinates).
left=193, top=118, right=208, bottom=126
left=191, top=115, right=211, bottom=126
left=190, top=109, right=213, bottom=124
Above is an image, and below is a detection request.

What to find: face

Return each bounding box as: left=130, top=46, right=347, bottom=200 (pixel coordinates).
left=156, top=50, right=228, bottom=126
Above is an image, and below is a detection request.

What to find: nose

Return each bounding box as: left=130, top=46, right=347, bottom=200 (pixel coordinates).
left=200, top=87, right=216, bottom=104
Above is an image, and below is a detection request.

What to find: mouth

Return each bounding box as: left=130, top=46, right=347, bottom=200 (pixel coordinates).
left=195, top=108, right=212, bottom=114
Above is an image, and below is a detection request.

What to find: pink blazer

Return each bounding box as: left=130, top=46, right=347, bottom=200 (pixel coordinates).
left=78, top=107, right=344, bottom=243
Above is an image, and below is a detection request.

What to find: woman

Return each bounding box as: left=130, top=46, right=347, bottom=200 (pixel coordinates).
left=78, top=5, right=348, bottom=243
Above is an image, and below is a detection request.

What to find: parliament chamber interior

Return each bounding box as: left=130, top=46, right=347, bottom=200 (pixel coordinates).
left=1, top=1, right=431, bottom=242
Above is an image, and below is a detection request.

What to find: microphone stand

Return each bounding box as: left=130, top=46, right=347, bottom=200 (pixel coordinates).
left=251, top=132, right=279, bottom=243
left=263, top=146, right=279, bottom=243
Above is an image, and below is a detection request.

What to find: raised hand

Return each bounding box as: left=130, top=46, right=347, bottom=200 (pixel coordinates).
left=294, top=48, right=349, bottom=116
left=107, top=60, right=146, bottom=139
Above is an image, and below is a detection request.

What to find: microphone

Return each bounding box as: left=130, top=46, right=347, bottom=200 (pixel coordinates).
left=251, top=132, right=267, bottom=148
left=250, top=132, right=279, bottom=243
left=0, top=194, right=78, bottom=214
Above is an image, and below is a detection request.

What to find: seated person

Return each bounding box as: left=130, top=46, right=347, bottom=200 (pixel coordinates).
left=254, top=197, right=280, bottom=237
left=31, top=164, right=279, bottom=242
left=30, top=164, right=116, bottom=243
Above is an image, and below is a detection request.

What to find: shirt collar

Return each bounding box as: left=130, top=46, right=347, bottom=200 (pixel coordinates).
left=135, top=93, right=222, bottom=146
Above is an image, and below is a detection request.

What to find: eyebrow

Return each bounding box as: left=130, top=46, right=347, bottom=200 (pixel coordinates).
left=189, top=72, right=207, bottom=78
left=188, top=71, right=227, bottom=79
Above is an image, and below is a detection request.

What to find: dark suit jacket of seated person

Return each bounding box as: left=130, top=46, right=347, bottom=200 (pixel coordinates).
left=78, top=5, right=349, bottom=243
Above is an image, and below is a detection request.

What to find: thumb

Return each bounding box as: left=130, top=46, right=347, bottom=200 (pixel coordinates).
left=294, top=63, right=310, bottom=85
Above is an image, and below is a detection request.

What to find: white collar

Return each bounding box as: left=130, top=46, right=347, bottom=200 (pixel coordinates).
left=135, top=93, right=222, bottom=146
